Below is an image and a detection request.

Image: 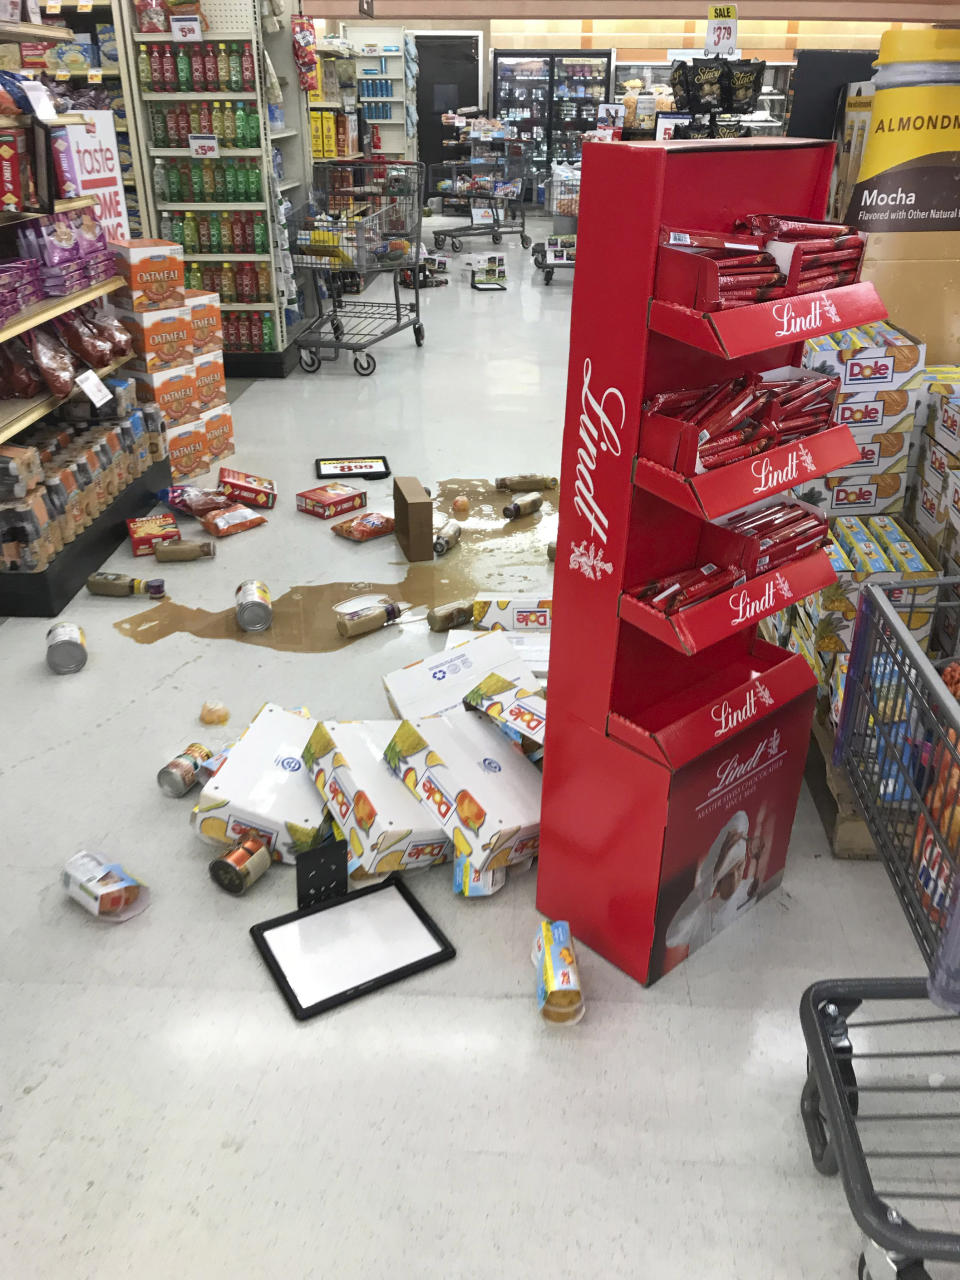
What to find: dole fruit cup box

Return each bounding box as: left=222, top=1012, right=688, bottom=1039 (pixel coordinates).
left=473, top=594, right=553, bottom=631
left=110, top=238, right=184, bottom=311
left=202, top=404, right=234, bottom=465
left=218, top=466, right=275, bottom=508
left=193, top=350, right=226, bottom=411
left=130, top=363, right=196, bottom=428
left=463, top=669, right=547, bottom=755
left=192, top=703, right=332, bottom=865
left=803, top=322, right=926, bottom=393
left=117, top=304, right=193, bottom=372
left=185, top=288, right=222, bottom=354
left=166, top=418, right=208, bottom=480
left=384, top=631, right=524, bottom=719
left=296, top=482, right=366, bottom=520
left=62, top=851, right=149, bottom=922
left=301, top=720, right=451, bottom=877
left=126, top=512, right=180, bottom=556
left=382, top=712, right=542, bottom=884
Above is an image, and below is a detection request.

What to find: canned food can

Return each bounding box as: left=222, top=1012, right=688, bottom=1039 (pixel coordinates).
left=157, top=742, right=213, bottom=797
left=433, top=519, right=461, bottom=556
left=209, top=835, right=272, bottom=895
left=235, top=579, right=272, bottom=632
left=46, top=622, right=87, bottom=674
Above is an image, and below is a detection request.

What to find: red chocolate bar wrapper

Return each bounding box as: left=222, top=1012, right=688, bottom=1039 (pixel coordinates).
left=798, top=248, right=863, bottom=270
left=635, top=564, right=708, bottom=602
left=713, top=252, right=778, bottom=269
left=646, top=385, right=716, bottom=415
left=729, top=503, right=808, bottom=536
left=759, top=532, right=829, bottom=572
left=716, top=288, right=789, bottom=307
left=759, top=514, right=824, bottom=548
left=795, top=270, right=856, bottom=294
left=700, top=438, right=771, bottom=469
left=699, top=385, right=767, bottom=441
left=737, top=214, right=856, bottom=239
left=671, top=564, right=746, bottom=612
left=659, top=226, right=765, bottom=251
left=647, top=563, right=722, bottom=610
left=688, top=376, right=749, bottom=427
left=783, top=234, right=865, bottom=255
left=718, top=271, right=784, bottom=289
left=776, top=374, right=836, bottom=409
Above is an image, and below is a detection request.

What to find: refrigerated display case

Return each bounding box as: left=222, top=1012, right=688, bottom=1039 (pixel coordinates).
left=612, top=61, right=793, bottom=134
left=492, top=50, right=611, bottom=167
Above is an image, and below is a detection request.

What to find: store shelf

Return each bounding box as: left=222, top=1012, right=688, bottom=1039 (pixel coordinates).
left=312, top=153, right=364, bottom=162
left=309, top=100, right=343, bottom=109
left=185, top=253, right=271, bottom=261
left=0, top=276, right=123, bottom=346
left=149, top=147, right=262, bottom=158
left=155, top=202, right=266, bottom=211
left=269, top=128, right=297, bottom=140
left=220, top=301, right=273, bottom=310
left=0, top=19, right=73, bottom=41
left=141, top=91, right=256, bottom=101
left=0, top=458, right=172, bottom=618
left=647, top=282, right=887, bottom=360
left=0, top=194, right=97, bottom=226
left=0, top=353, right=135, bottom=448
left=277, top=178, right=301, bottom=191
left=133, top=31, right=250, bottom=42
left=619, top=549, right=836, bottom=656
left=359, top=97, right=403, bottom=104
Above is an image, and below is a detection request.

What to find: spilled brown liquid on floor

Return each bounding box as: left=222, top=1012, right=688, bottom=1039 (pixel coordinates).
left=115, top=478, right=557, bottom=653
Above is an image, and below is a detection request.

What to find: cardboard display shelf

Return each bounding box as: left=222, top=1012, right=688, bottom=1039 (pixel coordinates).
left=619, top=548, right=836, bottom=656
left=646, top=282, right=886, bottom=359
left=0, top=458, right=172, bottom=617
left=633, top=423, right=859, bottom=520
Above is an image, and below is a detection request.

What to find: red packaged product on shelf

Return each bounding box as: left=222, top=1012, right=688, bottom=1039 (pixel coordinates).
left=669, top=564, right=746, bottom=612
left=735, top=214, right=856, bottom=239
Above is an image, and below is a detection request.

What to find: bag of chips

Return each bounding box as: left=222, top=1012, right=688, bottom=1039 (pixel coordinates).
left=331, top=512, right=395, bottom=541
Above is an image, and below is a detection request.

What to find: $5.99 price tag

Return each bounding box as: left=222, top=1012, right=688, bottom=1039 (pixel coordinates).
left=705, top=4, right=738, bottom=59
left=170, top=14, right=202, bottom=41
left=188, top=133, right=220, bottom=159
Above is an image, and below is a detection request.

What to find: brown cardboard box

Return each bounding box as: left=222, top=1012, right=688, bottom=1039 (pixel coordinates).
left=393, top=476, right=433, bottom=562
left=861, top=239, right=960, bottom=366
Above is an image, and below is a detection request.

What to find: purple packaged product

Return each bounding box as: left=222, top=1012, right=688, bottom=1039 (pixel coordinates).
left=15, top=225, right=41, bottom=261
left=38, top=215, right=80, bottom=266
left=50, top=128, right=80, bottom=199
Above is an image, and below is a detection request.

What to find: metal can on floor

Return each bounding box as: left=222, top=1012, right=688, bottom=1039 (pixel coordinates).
left=157, top=742, right=213, bottom=797
left=235, top=579, right=272, bottom=632
left=433, top=519, right=461, bottom=555
left=46, top=622, right=88, bottom=674
left=209, top=835, right=272, bottom=895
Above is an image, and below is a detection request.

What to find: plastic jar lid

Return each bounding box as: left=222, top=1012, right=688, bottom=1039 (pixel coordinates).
left=874, top=28, right=960, bottom=67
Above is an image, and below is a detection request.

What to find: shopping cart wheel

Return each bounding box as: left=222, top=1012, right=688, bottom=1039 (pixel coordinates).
left=858, top=1253, right=931, bottom=1280
left=544, top=268, right=554, bottom=284
left=521, top=234, right=532, bottom=249
left=353, top=353, right=376, bottom=376
left=491, top=232, right=503, bottom=244
left=434, top=234, right=446, bottom=249
left=800, top=1067, right=839, bottom=1176
left=299, top=348, right=321, bottom=374
left=533, top=252, right=546, bottom=269
left=450, top=237, right=463, bottom=253
left=413, top=322, right=425, bottom=347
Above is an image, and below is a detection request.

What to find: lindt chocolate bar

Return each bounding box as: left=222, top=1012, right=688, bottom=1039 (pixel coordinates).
left=736, top=214, right=856, bottom=240
left=670, top=564, right=746, bottom=612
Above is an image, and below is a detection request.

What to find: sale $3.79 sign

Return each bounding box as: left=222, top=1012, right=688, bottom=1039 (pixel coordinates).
left=705, top=3, right=738, bottom=58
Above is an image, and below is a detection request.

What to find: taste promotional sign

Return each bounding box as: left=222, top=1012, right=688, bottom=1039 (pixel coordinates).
left=65, top=112, right=129, bottom=241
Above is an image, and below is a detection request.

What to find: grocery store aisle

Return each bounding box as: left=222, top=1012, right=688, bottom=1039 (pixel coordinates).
left=0, top=232, right=927, bottom=1280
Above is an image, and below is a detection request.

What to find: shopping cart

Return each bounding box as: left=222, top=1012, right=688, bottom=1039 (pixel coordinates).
left=428, top=141, right=531, bottom=253
left=290, top=159, right=424, bottom=376
left=531, top=170, right=579, bottom=284
left=801, top=580, right=960, bottom=1279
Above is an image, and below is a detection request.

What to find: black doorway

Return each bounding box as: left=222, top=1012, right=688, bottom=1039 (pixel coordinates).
left=415, top=35, right=480, bottom=171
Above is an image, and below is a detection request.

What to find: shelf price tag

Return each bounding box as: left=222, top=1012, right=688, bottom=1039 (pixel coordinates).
left=78, top=1, right=94, bottom=11
left=188, top=133, right=219, bottom=159
left=87, top=69, right=102, bottom=84
left=705, top=4, right=738, bottom=59
left=170, top=14, right=202, bottom=41
left=75, top=369, right=112, bottom=409
left=45, top=0, right=61, bottom=12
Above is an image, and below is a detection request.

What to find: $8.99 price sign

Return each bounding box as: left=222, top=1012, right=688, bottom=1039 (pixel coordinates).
left=705, top=4, right=738, bottom=59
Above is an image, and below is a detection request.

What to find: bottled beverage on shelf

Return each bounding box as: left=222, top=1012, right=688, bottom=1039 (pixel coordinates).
left=166, top=161, right=181, bottom=202
left=198, top=100, right=212, bottom=135
left=249, top=309, right=262, bottom=350
left=150, top=107, right=167, bottom=147
left=237, top=311, right=251, bottom=349
left=159, top=210, right=173, bottom=240
left=231, top=209, right=245, bottom=250
left=234, top=101, right=246, bottom=149
left=224, top=160, right=237, bottom=202
left=247, top=164, right=262, bottom=201
left=170, top=213, right=185, bottom=246
left=220, top=262, right=237, bottom=303
left=261, top=311, right=275, bottom=351
left=253, top=212, right=268, bottom=254
left=138, top=46, right=152, bottom=93
left=223, top=311, right=237, bottom=348
left=183, top=212, right=200, bottom=254
left=165, top=103, right=178, bottom=145
left=241, top=42, right=255, bottom=91
left=257, top=261, right=270, bottom=301
left=190, top=44, right=205, bottom=93
left=162, top=44, right=176, bottom=92
left=176, top=44, right=191, bottom=92
left=204, top=43, right=218, bottom=93
left=244, top=104, right=260, bottom=149
left=189, top=102, right=201, bottom=136
left=150, top=44, right=162, bottom=91
left=241, top=213, right=255, bottom=254
left=211, top=100, right=224, bottom=141
left=153, top=158, right=168, bottom=202
left=229, top=42, right=242, bottom=92
left=197, top=213, right=211, bottom=253
left=223, top=101, right=236, bottom=148
left=235, top=158, right=248, bottom=201
left=220, top=210, right=232, bottom=252
left=213, top=160, right=226, bottom=201
left=202, top=265, right=217, bottom=292
left=177, top=103, right=190, bottom=147
left=208, top=214, right=222, bottom=255
left=217, top=42, right=229, bottom=90
left=201, top=159, right=214, bottom=200
left=237, top=262, right=254, bottom=303
left=190, top=159, right=203, bottom=201
left=188, top=260, right=203, bottom=290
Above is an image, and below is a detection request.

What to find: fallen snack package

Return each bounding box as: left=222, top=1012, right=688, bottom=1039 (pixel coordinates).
left=200, top=503, right=267, bottom=537
left=160, top=485, right=237, bottom=518
left=62, top=850, right=150, bottom=922
left=330, top=511, right=395, bottom=541
left=532, top=919, right=584, bottom=1024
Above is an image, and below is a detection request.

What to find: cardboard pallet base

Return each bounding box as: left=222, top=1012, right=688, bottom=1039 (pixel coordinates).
left=805, top=712, right=876, bottom=860
left=223, top=343, right=300, bottom=380
left=0, top=459, right=172, bottom=618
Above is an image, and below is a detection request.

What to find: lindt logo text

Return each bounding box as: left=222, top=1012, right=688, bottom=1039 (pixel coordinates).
left=772, top=297, right=833, bottom=338
left=573, top=358, right=624, bottom=544
left=712, top=689, right=757, bottom=737
left=846, top=358, right=892, bottom=383
left=751, top=451, right=798, bottom=493
left=728, top=579, right=782, bottom=625
left=707, top=733, right=779, bottom=798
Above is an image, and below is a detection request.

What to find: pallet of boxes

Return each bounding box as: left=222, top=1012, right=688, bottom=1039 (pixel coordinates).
left=109, top=238, right=234, bottom=479
left=761, top=320, right=941, bottom=856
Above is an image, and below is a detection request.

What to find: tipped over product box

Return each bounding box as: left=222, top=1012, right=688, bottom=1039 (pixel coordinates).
left=444, top=628, right=550, bottom=677
left=301, top=720, right=451, bottom=876
left=296, top=482, right=366, bottom=520
left=464, top=670, right=547, bottom=753
left=473, top=594, right=553, bottom=631
left=62, top=851, right=149, bottom=921
left=383, top=712, right=542, bottom=879
left=384, top=630, right=524, bottom=719
left=126, top=512, right=180, bottom=556
left=192, top=703, right=332, bottom=864
left=218, top=466, right=275, bottom=508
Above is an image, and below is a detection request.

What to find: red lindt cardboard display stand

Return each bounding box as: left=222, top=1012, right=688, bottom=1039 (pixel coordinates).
left=536, top=139, right=887, bottom=985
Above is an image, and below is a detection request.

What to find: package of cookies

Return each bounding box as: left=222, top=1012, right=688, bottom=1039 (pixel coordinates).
left=532, top=920, right=584, bottom=1024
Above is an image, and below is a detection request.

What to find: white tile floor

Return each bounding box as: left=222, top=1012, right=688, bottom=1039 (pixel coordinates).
left=0, top=228, right=937, bottom=1280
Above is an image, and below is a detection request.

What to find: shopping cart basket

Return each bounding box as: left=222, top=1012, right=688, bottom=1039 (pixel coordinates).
left=532, top=170, right=579, bottom=284
left=801, top=580, right=960, bottom=1279
left=428, top=142, right=531, bottom=253
left=290, top=159, right=425, bottom=376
